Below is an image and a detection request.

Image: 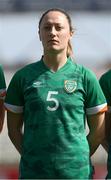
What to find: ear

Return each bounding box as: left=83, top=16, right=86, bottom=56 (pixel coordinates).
left=38, top=30, right=41, bottom=41
left=70, top=30, right=74, bottom=38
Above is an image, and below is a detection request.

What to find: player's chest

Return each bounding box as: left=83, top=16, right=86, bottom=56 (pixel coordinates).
left=23, top=73, right=85, bottom=108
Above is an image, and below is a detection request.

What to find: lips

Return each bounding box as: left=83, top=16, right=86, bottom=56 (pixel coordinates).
left=48, top=39, right=59, bottom=43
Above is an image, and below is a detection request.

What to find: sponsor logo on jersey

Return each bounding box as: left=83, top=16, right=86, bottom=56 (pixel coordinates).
left=64, top=80, right=77, bottom=93
left=33, top=81, right=43, bottom=87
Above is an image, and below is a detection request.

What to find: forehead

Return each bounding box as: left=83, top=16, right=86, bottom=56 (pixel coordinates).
left=41, top=11, right=68, bottom=25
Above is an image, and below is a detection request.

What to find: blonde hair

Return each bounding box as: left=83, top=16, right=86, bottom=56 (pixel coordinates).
left=67, top=40, right=73, bottom=57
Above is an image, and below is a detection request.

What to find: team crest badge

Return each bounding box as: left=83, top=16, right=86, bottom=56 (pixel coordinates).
left=64, top=80, right=77, bottom=93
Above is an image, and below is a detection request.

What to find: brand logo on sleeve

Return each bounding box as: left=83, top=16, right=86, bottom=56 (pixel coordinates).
left=64, top=80, right=77, bottom=93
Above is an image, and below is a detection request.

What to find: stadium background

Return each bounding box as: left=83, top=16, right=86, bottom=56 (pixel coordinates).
left=0, top=0, right=111, bottom=179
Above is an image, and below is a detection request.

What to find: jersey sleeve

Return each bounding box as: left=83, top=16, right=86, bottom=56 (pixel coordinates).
left=4, top=71, right=24, bottom=113
left=0, top=65, right=6, bottom=99
left=84, top=68, right=107, bottom=115
left=99, top=72, right=111, bottom=112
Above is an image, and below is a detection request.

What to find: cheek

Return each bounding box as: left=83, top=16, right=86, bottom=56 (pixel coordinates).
left=40, top=33, right=47, bottom=43
left=61, top=30, right=71, bottom=38
left=61, top=33, right=70, bottom=42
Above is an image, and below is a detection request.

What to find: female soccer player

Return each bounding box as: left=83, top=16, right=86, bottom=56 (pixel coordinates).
left=5, top=8, right=107, bottom=179
left=0, top=65, right=6, bottom=133
left=100, top=70, right=111, bottom=179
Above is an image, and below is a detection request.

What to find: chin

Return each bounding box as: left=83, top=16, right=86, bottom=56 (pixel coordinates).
left=47, top=46, right=59, bottom=52
left=49, top=49, right=61, bottom=54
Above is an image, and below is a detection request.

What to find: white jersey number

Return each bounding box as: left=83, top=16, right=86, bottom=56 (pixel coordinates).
left=47, top=91, right=59, bottom=111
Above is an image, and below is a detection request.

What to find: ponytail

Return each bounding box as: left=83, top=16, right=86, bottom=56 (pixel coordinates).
left=67, top=40, right=73, bottom=57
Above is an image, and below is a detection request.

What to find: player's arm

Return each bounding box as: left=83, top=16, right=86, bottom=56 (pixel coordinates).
left=87, top=112, right=105, bottom=156
left=101, top=111, right=111, bottom=152
left=7, top=111, right=23, bottom=155
left=0, top=99, right=5, bottom=133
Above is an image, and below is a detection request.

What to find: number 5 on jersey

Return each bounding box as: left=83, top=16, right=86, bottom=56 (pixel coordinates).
left=46, top=91, right=59, bottom=111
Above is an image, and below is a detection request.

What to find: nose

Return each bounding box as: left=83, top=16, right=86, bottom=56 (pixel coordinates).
left=50, top=26, right=56, bottom=35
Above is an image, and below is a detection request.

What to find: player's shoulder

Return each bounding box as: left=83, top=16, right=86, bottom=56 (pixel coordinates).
left=73, top=62, right=95, bottom=77
left=14, top=60, right=41, bottom=77
left=0, top=64, right=3, bottom=70
left=100, top=69, right=111, bottom=80
left=0, top=64, right=5, bottom=76
left=18, top=60, right=41, bottom=72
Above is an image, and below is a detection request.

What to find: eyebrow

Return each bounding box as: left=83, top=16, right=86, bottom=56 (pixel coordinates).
left=43, top=22, right=62, bottom=26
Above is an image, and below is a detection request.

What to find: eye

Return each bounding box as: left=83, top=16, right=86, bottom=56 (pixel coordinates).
left=56, top=26, right=63, bottom=31
left=44, top=26, right=51, bottom=31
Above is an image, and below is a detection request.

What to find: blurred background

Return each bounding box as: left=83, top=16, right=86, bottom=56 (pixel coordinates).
left=0, top=0, right=111, bottom=179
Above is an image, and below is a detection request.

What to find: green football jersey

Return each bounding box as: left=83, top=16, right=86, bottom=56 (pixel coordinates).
left=5, top=57, right=107, bottom=179
left=0, top=65, right=6, bottom=99
left=100, top=70, right=111, bottom=107
left=100, top=70, right=111, bottom=179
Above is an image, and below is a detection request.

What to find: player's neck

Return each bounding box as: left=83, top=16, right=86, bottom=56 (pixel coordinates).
left=43, top=53, right=67, bottom=72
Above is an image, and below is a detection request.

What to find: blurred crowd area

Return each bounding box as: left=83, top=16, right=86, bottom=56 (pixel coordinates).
left=0, top=0, right=111, bottom=179
left=0, top=0, right=111, bottom=12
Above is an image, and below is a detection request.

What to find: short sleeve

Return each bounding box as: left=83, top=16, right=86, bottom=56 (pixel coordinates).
left=99, top=73, right=111, bottom=106
left=99, top=71, right=111, bottom=113
left=84, top=68, right=107, bottom=115
left=5, top=71, right=24, bottom=113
